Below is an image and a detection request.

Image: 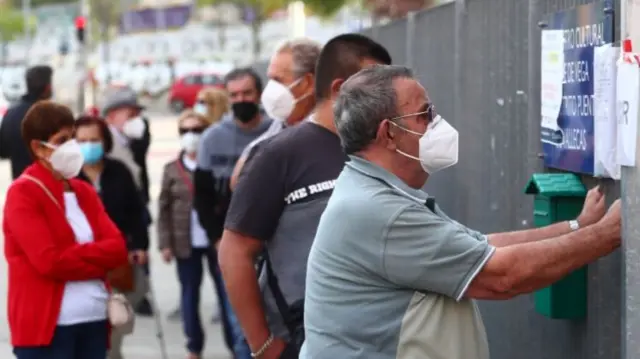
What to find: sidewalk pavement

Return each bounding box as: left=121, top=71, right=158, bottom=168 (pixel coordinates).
left=0, top=115, right=233, bottom=359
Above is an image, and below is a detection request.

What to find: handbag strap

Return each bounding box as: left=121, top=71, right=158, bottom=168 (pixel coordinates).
left=22, top=174, right=62, bottom=210
left=175, top=159, right=194, bottom=194
left=263, top=252, right=296, bottom=334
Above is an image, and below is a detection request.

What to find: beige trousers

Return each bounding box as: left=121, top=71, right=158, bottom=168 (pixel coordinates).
left=107, top=265, right=149, bottom=359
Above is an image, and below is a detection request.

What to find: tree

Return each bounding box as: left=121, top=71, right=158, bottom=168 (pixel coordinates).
left=364, top=0, right=439, bottom=19
left=10, top=0, right=70, bottom=7
left=302, top=0, right=349, bottom=18
left=88, top=0, right=120, bottom=82
left=198, top=0, right=293, bottom=61
left=0, top=6, right=28, bottom=63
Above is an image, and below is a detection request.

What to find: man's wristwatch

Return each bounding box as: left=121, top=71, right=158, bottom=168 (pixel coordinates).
left=569, top=219, right=580, bottom=231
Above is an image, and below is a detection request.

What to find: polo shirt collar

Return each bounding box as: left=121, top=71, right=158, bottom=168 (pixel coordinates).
left=346, top=155, right=430, bottom=205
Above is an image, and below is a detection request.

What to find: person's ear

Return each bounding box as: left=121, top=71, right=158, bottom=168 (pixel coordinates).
left=31, top=140, right=47, bottom=160
left=377, top=119, right=396, bottom=151
left=301, top=73, right=315, bottom=93
left=330, top=78, right=345, bottom=100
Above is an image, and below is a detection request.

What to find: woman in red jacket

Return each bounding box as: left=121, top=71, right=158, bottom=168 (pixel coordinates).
left=3, top=101, right=129, bottom=359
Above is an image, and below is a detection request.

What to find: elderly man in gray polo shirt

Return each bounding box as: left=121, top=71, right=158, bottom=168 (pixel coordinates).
left=301, top=65, right=621, bottom=359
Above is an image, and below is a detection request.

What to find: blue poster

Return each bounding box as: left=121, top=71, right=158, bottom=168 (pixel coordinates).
left=541, top=1, right=614, bottom=174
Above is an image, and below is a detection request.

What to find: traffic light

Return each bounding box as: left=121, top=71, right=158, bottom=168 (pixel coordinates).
left=75, top=16, right=86, bottom=44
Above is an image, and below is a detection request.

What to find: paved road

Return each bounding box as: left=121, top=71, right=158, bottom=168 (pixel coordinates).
left=0, top=115, right=233, bottom=359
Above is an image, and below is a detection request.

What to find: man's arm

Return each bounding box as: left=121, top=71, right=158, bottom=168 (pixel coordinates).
left=382, top=199, right=619, bottom=302
left=466, top=200, right=620, bottom=300
left=487, top=186, right=605, bottom=247
left=219, top=230, right=271, bottom=350
left=219, top=142, right=286, bottom=353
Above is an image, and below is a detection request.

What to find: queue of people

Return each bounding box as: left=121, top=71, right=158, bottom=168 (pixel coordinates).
left=0, top=31, right=624, bottom=359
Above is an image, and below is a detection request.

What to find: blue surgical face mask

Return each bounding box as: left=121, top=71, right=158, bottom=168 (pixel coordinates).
left=79, top=142, right=105, bottom=165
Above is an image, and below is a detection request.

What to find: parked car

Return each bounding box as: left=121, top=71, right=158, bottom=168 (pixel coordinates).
left=168, top=72, right=224, bottom=113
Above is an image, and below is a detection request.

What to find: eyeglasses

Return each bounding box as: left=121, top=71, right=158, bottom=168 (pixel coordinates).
left=391, top=103, right=435, bottom=124
left=178, top=127, right=207, bottom=135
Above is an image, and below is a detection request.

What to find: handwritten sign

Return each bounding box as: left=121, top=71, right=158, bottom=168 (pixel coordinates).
left=593, top=44, right=620, bottom=178
left=616, top=60, right=640, bottom=166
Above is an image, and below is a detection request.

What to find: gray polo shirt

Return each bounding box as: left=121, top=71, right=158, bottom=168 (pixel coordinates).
left=301, top=156, right=495, bottom=359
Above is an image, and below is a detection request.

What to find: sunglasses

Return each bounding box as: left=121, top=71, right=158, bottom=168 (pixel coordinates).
left=179, top=127, right=207, bottom=135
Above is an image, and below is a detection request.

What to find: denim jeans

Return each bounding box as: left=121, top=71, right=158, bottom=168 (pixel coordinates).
left=179, top=247, right=251, bottom=358
left=13, top=320, right=108, bottom=359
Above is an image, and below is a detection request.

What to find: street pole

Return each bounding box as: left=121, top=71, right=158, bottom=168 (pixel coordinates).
left=22, top=0, right=31, bottom=61
left=77, top=0, right=88, bottom=113
left=621, top=0, right=640, bottom=358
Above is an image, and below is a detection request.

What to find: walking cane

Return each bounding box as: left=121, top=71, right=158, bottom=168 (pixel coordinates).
left=146, top=272, right=170, bottom=359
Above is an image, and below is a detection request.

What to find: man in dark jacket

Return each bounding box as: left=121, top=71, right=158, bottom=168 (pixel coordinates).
left=0, top=65, right=53, bottom=179
left=102, top=87, right=155, bottom=317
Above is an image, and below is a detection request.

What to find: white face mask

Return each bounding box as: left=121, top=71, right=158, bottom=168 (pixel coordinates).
left=193, top=103, right=208, bottom=116
left=180, top=132, right=201, bottom=153
left=261, top=78, right=310, bottom=122
left=391, top=115, right=459, bottom=174
left=122, top=116, right=146, bottom=139
left=42, top=139, right=85, bottom=179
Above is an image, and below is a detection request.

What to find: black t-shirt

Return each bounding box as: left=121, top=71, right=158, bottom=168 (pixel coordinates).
left=225, top=121, right=347, bottom=242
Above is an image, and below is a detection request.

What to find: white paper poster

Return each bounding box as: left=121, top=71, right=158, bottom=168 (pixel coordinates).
left=616, top=60, right=640, bottom=167
left=593, top=44, right=620, bottom=179
left=540, top=30, right=565, bottom=131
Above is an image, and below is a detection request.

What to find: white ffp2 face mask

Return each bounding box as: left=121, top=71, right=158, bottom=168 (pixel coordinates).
left=392, top=115, right=459, bottom=174
left=122, top=116, right=146, bottom=139
left=261, top=78, right=310, bottom=122
left=180, top=132, right=201, bottom=153
left=42, top=139, right=85, bottom=179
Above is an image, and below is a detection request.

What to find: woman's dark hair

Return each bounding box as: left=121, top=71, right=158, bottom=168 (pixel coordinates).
left=22, top=101, right=75, bottom=158
left=74, top=115, right=114, bottom=154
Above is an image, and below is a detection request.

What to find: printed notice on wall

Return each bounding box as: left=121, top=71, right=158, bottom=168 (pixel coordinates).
left=593, top=44, right=620, bottom=179
left=616, top=61, right=640, bottom=167
left=539, top=0, right=614, bottom=174
left=541, top=30, right=565, bottom=129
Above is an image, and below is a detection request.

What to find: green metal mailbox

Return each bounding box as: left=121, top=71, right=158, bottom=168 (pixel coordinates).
left=523, top=173, right=587, bottom=320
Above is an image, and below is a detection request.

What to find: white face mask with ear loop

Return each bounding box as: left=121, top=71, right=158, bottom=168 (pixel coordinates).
left=261, top=77, right=311, bottom=122
left=391, top=115, right=459, bottom=174
left=122, top=116, right=146, bottom=139
left=180, top=132, right=202, bottom=153
left=41, top=139, right=85, bottom=179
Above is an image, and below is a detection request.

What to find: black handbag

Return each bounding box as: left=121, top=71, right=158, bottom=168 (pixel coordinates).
left=264, top=254, right=304, bottom=358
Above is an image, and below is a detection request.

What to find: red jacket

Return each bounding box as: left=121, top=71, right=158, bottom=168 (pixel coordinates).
left=3, top=162, right=129, bottom=346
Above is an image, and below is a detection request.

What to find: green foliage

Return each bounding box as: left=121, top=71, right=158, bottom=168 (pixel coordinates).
left=10, top=0, right=70, bottom=7
left=89, top=0, right=120, bottom=41
left=302, top=0, right=348, bottom=18
left=197, top=0, right=350, bottom=21
left=197, top=0, right=292, bottom=21
left=0, top=7, right=27, bottom=41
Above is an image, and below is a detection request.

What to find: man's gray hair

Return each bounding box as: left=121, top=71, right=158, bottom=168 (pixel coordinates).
left=275, top=38, right=322, bottom=77
left=333, top=65, right=414, bottom=154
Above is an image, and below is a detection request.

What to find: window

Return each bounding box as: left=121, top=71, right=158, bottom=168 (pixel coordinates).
left=202, top=74, right=222, bottom=86
left=183, top=75, right=202, bottom=85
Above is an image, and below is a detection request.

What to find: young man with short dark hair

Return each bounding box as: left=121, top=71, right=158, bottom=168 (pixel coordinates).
left=193, top=66, right=272, bottom=359
left=0, top=65, right=54, bottom=179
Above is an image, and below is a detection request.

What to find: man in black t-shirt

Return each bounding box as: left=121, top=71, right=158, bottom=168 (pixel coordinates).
left=219, top=34, right=392, bottom=359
